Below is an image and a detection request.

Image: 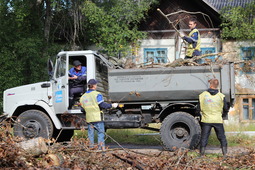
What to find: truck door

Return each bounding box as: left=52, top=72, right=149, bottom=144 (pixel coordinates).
left=52, top=54, right=69, bottom=113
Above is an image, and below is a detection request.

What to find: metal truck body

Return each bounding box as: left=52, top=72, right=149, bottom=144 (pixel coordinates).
left=108, top=65, right=234, bottom=103
left=3, top=50, right=235, bottom=150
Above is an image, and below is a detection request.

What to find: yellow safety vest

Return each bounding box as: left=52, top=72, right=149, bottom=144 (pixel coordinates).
left=80, top=91, right=102, bottom=123
left=199, top=91, right=225, bottom=123
left=186, top=28, right=201, bottom=57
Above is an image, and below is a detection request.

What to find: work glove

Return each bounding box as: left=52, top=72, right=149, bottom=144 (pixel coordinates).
left=112, top=103, right=118, bottom=108
left=179, top=31, right=185, bottom=38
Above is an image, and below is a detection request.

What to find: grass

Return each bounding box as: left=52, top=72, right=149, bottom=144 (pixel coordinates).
left=105, top=128, right=161, bottom=145
left=208, top=123, right=255, bottom=147
left=208, top=130, right=255, bottom=147
left=224, top=123, right=255, bottom=132
left=74, top=128, right=161, bottom=145
left=73, top=123, right=255, bottom=147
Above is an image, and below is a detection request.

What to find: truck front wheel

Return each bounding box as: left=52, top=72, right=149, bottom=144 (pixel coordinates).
left=160, top=112, right=201, bottom=151
left=13, top=110, right=54, bottom=140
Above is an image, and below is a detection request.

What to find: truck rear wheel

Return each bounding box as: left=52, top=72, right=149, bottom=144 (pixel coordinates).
left=13, top=110, right=54, bottom=140
left=160, top=112, right=201, bottom=151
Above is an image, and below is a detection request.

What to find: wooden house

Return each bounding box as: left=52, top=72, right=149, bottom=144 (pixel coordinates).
left=137, top=0, right=255, bottom=125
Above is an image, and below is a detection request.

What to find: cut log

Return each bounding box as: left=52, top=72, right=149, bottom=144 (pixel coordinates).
left=43, top=154, right=64, bottom=167
left=17, top=137, right=48, bottom=156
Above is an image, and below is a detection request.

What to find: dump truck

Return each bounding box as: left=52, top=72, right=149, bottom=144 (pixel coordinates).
left=3, top=50, right=235, bottom=150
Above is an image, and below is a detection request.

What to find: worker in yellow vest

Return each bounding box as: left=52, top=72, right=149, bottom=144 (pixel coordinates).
left=196, top=78, right=229, bottom=156
left=180, top=17, right=201, bottom=59
left=80, top=79, right=118, bottom=150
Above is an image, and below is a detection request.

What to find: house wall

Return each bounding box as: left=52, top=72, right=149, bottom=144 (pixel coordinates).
left=138, top=37, right=220, bottom=63
left=139, top=39, right=175, bottom=63
left=222, top=40, right=255, bottom=125
left=222, top=40, right=255, bottom=94
left=222, top=40, right=255, bottom=61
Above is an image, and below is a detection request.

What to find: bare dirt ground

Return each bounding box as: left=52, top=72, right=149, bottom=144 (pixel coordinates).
left=106, top=143, right=250, bottom=155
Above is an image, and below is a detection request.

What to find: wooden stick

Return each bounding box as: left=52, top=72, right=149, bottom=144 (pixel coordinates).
left=112, top=153, right=144, bottom=170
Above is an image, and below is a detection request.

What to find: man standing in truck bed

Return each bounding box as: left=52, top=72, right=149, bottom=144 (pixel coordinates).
left=180, top=17, right=201, bottom=59
left=80, top=79, right=118, bottom=150
left=196, top=78, right=229, bottom=156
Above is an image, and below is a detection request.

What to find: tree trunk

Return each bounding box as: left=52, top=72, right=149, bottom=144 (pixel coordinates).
left=44, top=0, right=52, bottom=44
left=17, top=137, right=48, bottom=156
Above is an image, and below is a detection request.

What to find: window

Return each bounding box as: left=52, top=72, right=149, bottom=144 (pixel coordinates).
left=56, top=56, right=66, bottom=78
left=200, top=47, right=216, bottom=63
left=241, top=47, right=255, bottom=60
left=240, top=96, right=255, bottom=122
left=144, top=48, right=167, bottom=64
left=240, top=47, right=255, bottom=74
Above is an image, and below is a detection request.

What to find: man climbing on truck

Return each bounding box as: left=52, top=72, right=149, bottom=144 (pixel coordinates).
left=180, top=17, right=202, bottom=59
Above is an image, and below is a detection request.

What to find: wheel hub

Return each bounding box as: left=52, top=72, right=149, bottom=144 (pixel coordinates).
left=23, top=120, right=41, bottom=138
left=174, top=127, right=188, bottom=137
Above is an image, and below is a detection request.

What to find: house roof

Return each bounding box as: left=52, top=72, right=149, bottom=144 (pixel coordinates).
left=204, top=0, right=255, bottom=13
left=140, top=0, right=222, bottom=31
left=139, top=0, right=254, bottom=38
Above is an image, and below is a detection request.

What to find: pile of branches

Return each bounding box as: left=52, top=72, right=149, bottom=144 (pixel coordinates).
left=1, top=117, right=255, bottom=169
left=110, top=52, right=241, bottom=69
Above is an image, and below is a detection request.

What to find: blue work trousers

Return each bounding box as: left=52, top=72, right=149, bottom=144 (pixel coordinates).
left=88, top=121, right=105, bottom=150
left=200, top=122, right=227, bottom=148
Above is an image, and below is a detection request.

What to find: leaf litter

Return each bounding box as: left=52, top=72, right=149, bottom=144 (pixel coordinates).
left=0, top=118, right=255, bottom=169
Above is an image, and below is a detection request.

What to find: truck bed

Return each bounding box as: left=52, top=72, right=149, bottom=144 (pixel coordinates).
left=108, top=64, right=235, bottom=104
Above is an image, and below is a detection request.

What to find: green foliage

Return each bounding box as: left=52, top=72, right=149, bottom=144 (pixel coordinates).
left=0, top=0, right=156, bottom=112
left=220, top=2, right=255, bottom=40
left=81, top=0, right=157, bottom=57
left=0, top=0, right=67, bottom=112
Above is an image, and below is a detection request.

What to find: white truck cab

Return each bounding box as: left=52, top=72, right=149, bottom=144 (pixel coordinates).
left=3, top=50, right=111, bottom=141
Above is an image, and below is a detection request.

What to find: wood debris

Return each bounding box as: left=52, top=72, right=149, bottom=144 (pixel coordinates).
left=110, top=51, right=244, bottom=69
left=1, top=120, right=255, bottom=169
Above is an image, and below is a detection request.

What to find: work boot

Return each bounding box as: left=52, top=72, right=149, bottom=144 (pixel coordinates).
left=222, top=146, right=227, bottom=156
left=68, top=98, right=74, bottom=110
left=200, top=147, right=205, bottom=156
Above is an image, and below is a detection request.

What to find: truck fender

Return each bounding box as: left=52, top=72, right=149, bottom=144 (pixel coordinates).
left=35, top=100, right=62, bottom=129
left=8, top=99, right=39, bottom=116
left=157, top=103, right=196, bottom=120
left=10, top=99, right=62, bottom=129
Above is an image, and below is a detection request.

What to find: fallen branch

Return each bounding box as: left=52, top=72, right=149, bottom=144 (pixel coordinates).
left=112, top=153, right=144, bottom=170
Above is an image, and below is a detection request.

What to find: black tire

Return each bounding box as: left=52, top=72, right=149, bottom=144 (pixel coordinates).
left=160, top=112, right=201, bottom=151
left=53, top=129, right=74, bottom=142
left=13, top=110, right=54, bottom=140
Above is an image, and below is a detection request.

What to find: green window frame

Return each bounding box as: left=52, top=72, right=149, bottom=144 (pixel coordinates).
left=240, top=47, right=255, bottom=74
left=144, top=48, right=168, bottom=64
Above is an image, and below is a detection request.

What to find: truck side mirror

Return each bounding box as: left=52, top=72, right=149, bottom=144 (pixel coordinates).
left=47, top=59, right=54, bottom=78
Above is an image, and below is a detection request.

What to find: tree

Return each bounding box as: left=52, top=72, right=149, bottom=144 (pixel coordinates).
left=81, top=0, right=158, bottom=57
left=220, top=2, right=255, bottom=40
left=0, top=0, right=158, bottom=111
left=0, top=0, right=62, bottom=111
